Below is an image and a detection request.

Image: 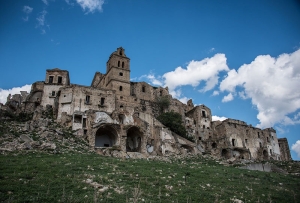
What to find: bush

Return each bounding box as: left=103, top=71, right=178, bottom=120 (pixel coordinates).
left=157, top=111, right=193, bottom=142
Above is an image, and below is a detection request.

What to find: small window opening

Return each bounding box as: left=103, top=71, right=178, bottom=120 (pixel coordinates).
left=85, top=95, right=90, bottom=104
left=199, top=137, right=202, bottom=140
left=207, top=127, right=210, bottom=129
left=118, top=61, right=120, bottom=67
left=83, top=118, right=87, bottom=128
left=245, top=139, right=248, bottom=144
left=209, top=136, right=212, bottom=139
left=259, top=142, right=262, bottom=148
left=120, top=50, right=123, bottom=55
left=120, top=105, right=124, bottom=108
left=203, top=125, right=205, bottom=129
left=202, top=110, right=206, bottom=118
left=232, top=139, right=235, bottom=146
left=159, top=90, right=163, bottom=96
left=74, top=115, right=82, bottom=123
left=104, top=144, right=110, bottom=147
left=100, top=98, right=105, bottom=105
left=58, top=76, right=62, bottom=84
left=194, top=120, right=196, bottom=125
left=84, top=129, right=87, bottom=135
left=49, top=76, right=54, bottom=84
left=142, top=86, right=146, bottom=92
left=212, top=143, right=217, bottom=148
left=119, top=72, right=123, bottom=76
left=120, top=96, right=123, bottom=99
left=119, top=86, right=123, bottom=91
left=267, top=137, right=269, bottom=142
left=122, top=62, right=124, bottom=68
left=51, top=91, right=55, bottom=96
left=258, top=132, right=260, bottom=138
left=270, top=149, right=272, bottom=155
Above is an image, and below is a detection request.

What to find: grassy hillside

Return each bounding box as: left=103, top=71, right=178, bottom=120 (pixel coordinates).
left=0, top=152, right=299, bottom=203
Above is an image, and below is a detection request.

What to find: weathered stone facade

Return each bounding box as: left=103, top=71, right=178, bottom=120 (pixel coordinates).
left=4, top=47, right=292, bottom=161
left=278, top=138, right=292, bottom=161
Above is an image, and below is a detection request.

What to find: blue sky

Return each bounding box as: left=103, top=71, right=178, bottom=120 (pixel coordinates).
left=0, top=0, right=300, bottom=160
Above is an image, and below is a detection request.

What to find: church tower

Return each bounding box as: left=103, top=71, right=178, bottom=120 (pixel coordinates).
left=105, top=47, right=130, bottom=96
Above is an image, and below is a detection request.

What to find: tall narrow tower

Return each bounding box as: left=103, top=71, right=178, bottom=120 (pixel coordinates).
left=105, top=47, right=130, bottom=96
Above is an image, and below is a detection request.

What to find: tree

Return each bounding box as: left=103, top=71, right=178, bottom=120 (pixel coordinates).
left=157, top=111, right=193, bottom=142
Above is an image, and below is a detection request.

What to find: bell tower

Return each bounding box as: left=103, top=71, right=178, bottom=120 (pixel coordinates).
left=105, top=47, right=130, bottom=96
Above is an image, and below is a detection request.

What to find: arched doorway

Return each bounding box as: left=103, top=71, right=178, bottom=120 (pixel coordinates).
left=221, top=149, right=231, bottom=159
left=263, top=150, right=268, bottom=160
left=95, top=125, right=117, bottom=147
left=126, top=126, right=143, bottom=152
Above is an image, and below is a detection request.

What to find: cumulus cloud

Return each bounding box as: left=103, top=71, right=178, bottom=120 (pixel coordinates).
left=212, top=115, right=227, bottom=121
left=139, top=74, right=163, bottom=86
left=212, top=90, right=219, bottom=96
left=0, top=85, right=32, bottom=104
left=76, top=0, right=104, bottom=13
left=292, top=140, right=300, bottom=158
left=222, top=93, right=233, bottom=102
left=220, top=49, right=300, bottom=128
left=163, top=54, right=229, bottom=95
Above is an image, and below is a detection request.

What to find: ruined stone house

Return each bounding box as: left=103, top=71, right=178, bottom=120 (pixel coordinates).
left=5, top=47, right=292, bottom=161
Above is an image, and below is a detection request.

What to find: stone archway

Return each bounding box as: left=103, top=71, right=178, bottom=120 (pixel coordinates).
left=126, top=126, right=143, bottom=152
left=95, top=125, right=118, bottom=148
left=263, top=150, right=268, bottom=160
left=221, top=149, right=231, bottom=159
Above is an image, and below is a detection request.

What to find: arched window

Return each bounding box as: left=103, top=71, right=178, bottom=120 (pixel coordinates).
left=122, top=62, right=124, bottom=68
left=118, top=61, right=120, bottom=67
left=119, top=86, right=123, bottom=91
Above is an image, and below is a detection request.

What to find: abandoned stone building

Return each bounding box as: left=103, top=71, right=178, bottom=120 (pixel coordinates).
left=4, top=47, right=292, bottom=161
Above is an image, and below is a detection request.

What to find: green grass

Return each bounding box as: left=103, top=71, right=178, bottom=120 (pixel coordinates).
left=0, top=152, right=299, bottom=202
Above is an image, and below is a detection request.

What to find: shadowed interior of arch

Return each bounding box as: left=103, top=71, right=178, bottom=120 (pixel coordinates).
left=95, top=126, right=117, bottom=147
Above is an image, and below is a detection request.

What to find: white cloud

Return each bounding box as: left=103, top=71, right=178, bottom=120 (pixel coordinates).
left=36, top=10, right=48, bottom=34
left=212, top=90, right=219, bottom=96
left=139, top=74, right=163, bottom=86
left=212, top=115, right=227, bottom=121
left=0, top=85, right=32, bottom=104
left=292, top=140, right=300, bottom=158
left=163, top=54, right=229, bottom=95
left=42, top=0, right=48, bottom=5
left=220, top=49, right=300, bottom=128
left=178, top=97, right=189, bottom=104
left=76, top=0, right=104, bottom=13
left=222, top=93, right=233, bottom=102
left=23, top=6, right=33, bottom=14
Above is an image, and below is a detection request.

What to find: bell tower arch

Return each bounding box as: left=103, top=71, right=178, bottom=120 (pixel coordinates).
left=105, top=47, right=130, bottom=96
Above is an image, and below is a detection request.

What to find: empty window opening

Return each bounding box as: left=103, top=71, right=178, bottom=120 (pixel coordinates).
left=203, top=125, right=205, bottom=129
left=142, top=86, right=146, bottom=92
left=202, top=110, right=206, bottom=118
left=104, top=144, right=109, bottom=147
left=199, top=137, right=202, bottom=140
left=120, top=96, right=123, bottom=99
left=119, top=72, right=123, bottom=76
left=207, top=127, right=210, bottom=129
left=159, top=90, right=163, bottom=96
left=118, top=61, right=120, bottom=67
left=267, top=137, right=269, bottom=142
left=49, top=76, right=54, bottom=84
left=245, top=139, right=248, bottom=144
left=84, top=129, right=87, bottom=135
left=270, top=149, right=272, bottom=155
left=120, top=50, right=123, bottom=55
left=120, top=105, right=124, bottom=108
left=100, top=98, right=105, bottom=105
left=83, top=118, right=87, bottom=128
left=74, top=115, right=82, bottom=123
left=259, top=142, right=262, bottom=148
left=209, top=136, right=212, bottom=139
left=58, top=76, right=62, bottom=84
left=194, top=120, right=196, bottom=125
left=258, top=132, right=260, bottom=138
left=122, top=62, right=124, bottom=68
left=85, top=95, right=90, bottom=104
left=119, top=86, right=123, bottom=91
left=232, top=139, right=235, bottom=146
left=51, top=91, right=55, bottom=96
left=212, top=143, right=217, bottom=148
